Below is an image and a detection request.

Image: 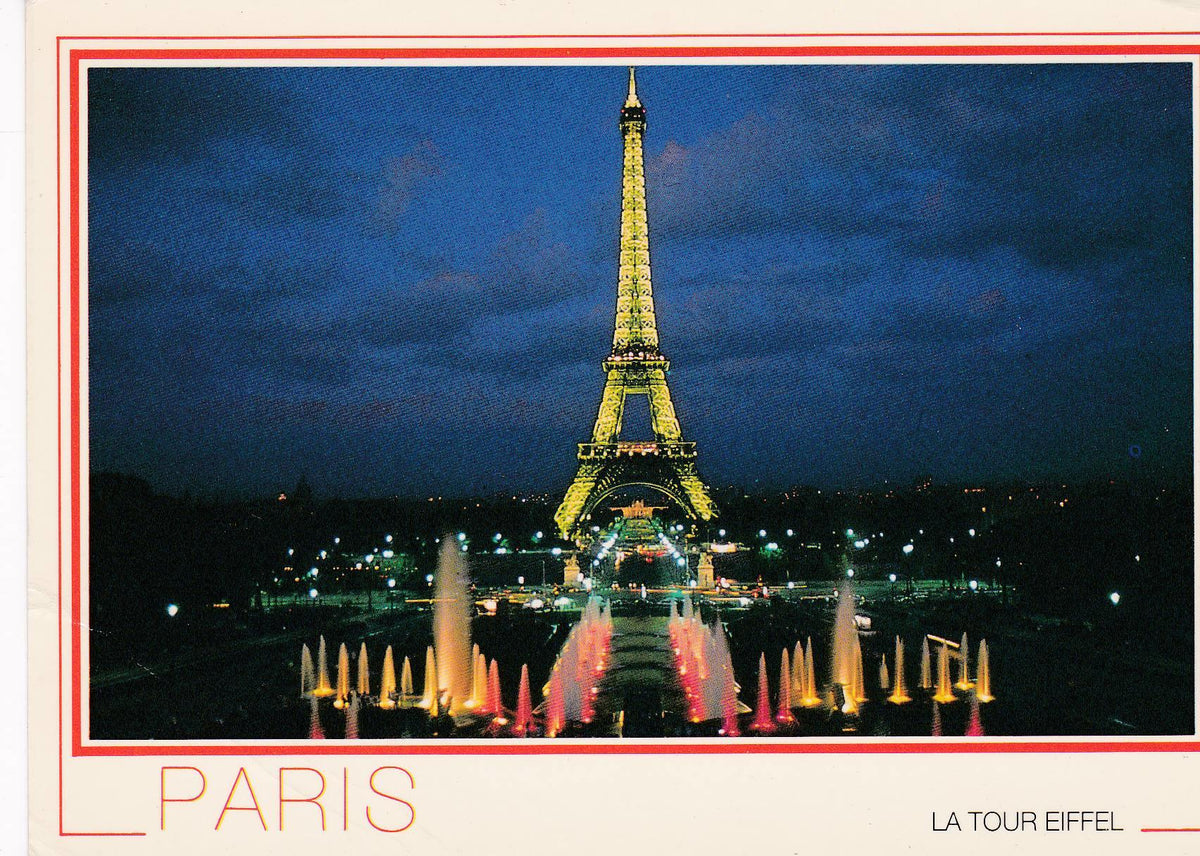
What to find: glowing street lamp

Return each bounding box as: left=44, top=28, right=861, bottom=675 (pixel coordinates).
left=166, top=603, right=179, bottom=617
left=969, top=579, right=979, bottom=591
left=1110, top=591, right=1121, bottom=605
left=902, top=543, right=914, bottom=555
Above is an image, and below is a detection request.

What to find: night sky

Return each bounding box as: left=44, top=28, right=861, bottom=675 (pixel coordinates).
left=87, top=63, right=1192, bottom=498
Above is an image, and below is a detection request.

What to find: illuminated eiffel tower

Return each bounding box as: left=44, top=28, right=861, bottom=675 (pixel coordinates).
left=554, top=68, right=718, bottom=542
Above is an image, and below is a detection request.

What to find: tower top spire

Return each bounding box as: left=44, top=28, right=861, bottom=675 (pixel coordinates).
left=625, top=66, right=640, bottom=107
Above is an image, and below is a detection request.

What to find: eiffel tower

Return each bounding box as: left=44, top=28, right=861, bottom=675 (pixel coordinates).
left=554, top=68, right=718, bottom=541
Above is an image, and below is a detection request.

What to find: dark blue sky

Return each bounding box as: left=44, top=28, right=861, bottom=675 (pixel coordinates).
left=88, top=63, right=1192, bottom=498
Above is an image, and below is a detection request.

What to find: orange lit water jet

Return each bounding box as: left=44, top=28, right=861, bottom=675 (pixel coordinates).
left=919, top=637, right=931, bottom=690
left=976, top=639, right=994, bottom=702
left=357, top=642, right=370, bottom=696
left=334, top=643, right=350, bottom=709
left=955, top=632, right=973, bottom=690
left=879, top=657, right=889, bottom=691
left=379, top=646, right=397, bottom=709
left=419, top=646, right=438, bottom=710
left=400, top=655, right=414, bottom=705
left=433, top=538, right=474, bottom=714
left=344, top=693, right=360, bottom=739
left=314, top=635, right=334, bottom=697
left=801, top=638, right=820, bottom=707
left=791, top=640, right=805, bottom=701
left=888, top=637, right=911, bottom=704
left=933, top=642, right=955, bottom=702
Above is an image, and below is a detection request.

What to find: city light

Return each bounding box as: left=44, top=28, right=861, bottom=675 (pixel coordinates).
left=846, top=528, right=855, bottom=538
left=535, top=531, right=544, bottom=540
left=493, top=533, right=503, bottom=542
left=551, top=547, right=562, bottom=556
left=457, top=532, right=466, bottom=541
left=495, top=547, right=508, bottom=555
left=365, top=554, right=375, bottom=563
left=676, top=557, right=686, bottom=567
left=309, top=567, right=318, bottom=577
left=529, top=598, right=545, bottom=610
left=969, top=579, right=979, bottom=591
left=385, top=534, right=393, bottom=543
left=902, top=543, right=914, bottom=555
left=287, top=548, right=294, bottom=556
left=766, top=542, right=778, bottom=551
left=425, top=573, right=434, bottom=583
left=554, top=596, right=572, bottom=608
left=846, top=568, right=855, bottom=578
left=969, top=528, right=976, bottom=537
left=787, top=581, right=795, bottom=589
left=308, top=588, right=318, bottom=598
left=718, top=529, right=726, bottom=538
left=333, top=537, right=340, bottom=544
left=786, top=529, right=794, bottom=537
left=888, top=573, right=897, bottom=583
left=166, top=603, right=179, bottom=617
left=758, top=529, right=767, bottom=538
left=1110, top=591, right=1121, bottom=605
left=854, top=539, right=866, bottom=549
left=517, top=576, right=525, bottom=585
left=387, top=578, right=395, bottom=588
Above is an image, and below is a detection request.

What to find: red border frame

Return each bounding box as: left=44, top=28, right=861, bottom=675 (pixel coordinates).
left=59, top=39, right=1200, bottom=762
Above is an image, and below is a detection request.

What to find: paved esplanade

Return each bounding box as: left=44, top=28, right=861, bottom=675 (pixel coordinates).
left=554, top=68, right=717, bottom=542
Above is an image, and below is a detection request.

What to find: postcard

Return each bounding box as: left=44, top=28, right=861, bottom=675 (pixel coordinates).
left=25, top=0, right=1200, bottom=853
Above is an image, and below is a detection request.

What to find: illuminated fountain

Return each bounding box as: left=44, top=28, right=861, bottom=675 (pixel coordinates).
left=545, top=668, right=566, bottom=737
left=668, top=596, right=742, bottom=729
left=357, top=643, right=370, bottom=696
left=400, top=655, right=414, bottom=705
left=308, top=696, right=325, bottom=739
left=955, top=632, right=973, bottom=690
left=830, top=581, right=862, bottom=712
left=486, top=659, right=502, bottom=721
left=851, top=635, right=867, bottom=703
left=976, top=640, right=994, bottom=702
left=433, top=538, right=474, bottom=714
left=419, top=646, right=438, bottom=710
left=879, top=657, right=889, bottom=692
left=469, top=645, right=487, bottom=710
left=776, top=647, right=795, bottom=724
left=334, top=643, right=350, bottom=709
left=801, top=638, right=820, bottom=707
left=513, top=664, right=533, bottom=736
left=300, top=643, right=315, bottom=698
left=541, top=597, right=612, bottom=732
left=931, top=701, right=942, bottom=736
left=933, top=641, right=955, bottom=703
left=749, top=653, right=776, bottom=731
left=790, top=640, right=805, bottom=701
left=919, top=637, right=932, bottom=690
left=888, top=637, right=911, bottom=704
left=314, top=635, right=334, bottom=697
left=379, top=646, right=397, bottom=709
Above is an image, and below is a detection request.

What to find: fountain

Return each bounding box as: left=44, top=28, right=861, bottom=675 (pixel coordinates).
left=879, top=657, right=890, bottom=691
left=345, top=693, right=360, bottom=739
left=802, top=638, right=820, bottom=707
left=300, top=643, right=315, bottom=698
left=851, top=635, right=867, bottom=703
left=933, top=641, right=955, bottom=702
left=830, top=580, right=861, bottom=710
left=419, top=646, right=438, bottom=710
left=776, top=648, right=795, bottom=724
left=513, top=664, right=533, bottom=736
left=931, top=701, right=942, bottom=736
left=888, top=637, right=911, bottom=704
left=749, top=653, right=776, bottom=732
left=919, top=637, right=932, bottom=690
left=486, top=659, right=502, bottom=720
left=433, top=538, right=474, bottom=714
left=956, top=632, right=973, bottom=690
left=469, top=647, right=487, bottom=709
left=400, top=655, right=414, bottom=704
left=308, top=696, right=325, bottom=739
left=545, top=667, right=566, bottom=737
left=334, top=643, right=350, bottom=709
left=314, top=635, right=334, bottom=697
left=790, top=640, right=805, bottom=701
left=357, top=642, right=370, bottom=696
left=965, top=691, right=985, bottom=736
left=976, top=639, right=994, bottom=702
left=379, top=646, right=397, bottom=709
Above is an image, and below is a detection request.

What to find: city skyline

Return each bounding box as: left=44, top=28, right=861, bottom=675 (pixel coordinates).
left=88, top=63, right=1192, bottom=499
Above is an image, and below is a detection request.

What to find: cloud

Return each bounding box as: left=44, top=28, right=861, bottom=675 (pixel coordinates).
left=369, top=140, right=445, bottom=234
